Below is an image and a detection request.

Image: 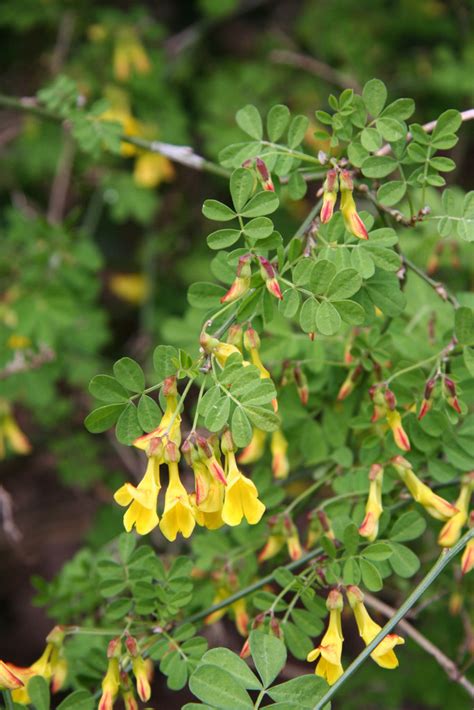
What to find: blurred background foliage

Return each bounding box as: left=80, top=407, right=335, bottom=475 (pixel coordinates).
left=0, top=1, right=473, bottom=708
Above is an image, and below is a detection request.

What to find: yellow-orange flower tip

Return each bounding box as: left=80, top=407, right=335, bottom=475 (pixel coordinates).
left=0, top=660, right=24, bottom=690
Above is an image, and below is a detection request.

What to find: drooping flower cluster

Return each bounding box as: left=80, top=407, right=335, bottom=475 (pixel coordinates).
left=0, top=626, right=68, bottom=704
left=258, top=514, right=303, bottom=562
left=114, top=376, right=265, bottom=540
left=98, top=635, right=153, bottom=710
left=307, top=588, right=404, bottom=685
left=391, top=456, right=458, bottom=521
left=418, top=372, right=463, bottom=419
left=219, top=253, right=283, bottom=305
left=320, top=168, right=369, bottom=240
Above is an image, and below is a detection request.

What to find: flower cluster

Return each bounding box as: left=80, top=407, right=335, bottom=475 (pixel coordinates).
left=114, top=377, right=265, bottom=539
left=418, top=373, right=462, bottom=419
left=0, top=626, right=67, bottom=704
left=369, top=385, right=411, bottom=452
left=99, top=635, right=153, bottom=710
left=220, top=254, right=283, bottom=304
left=320, top=168, right=369, bottom=240
left=307, top=588, right=404, bottom=685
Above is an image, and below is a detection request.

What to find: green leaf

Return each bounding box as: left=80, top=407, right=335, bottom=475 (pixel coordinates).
left=113, top=357, right=145, bottom=393
left=376, top=117, right=406, bottom=141
left=343, top=522, right=360, bottom=555
left=153, top=345, right=179, bottom=380
left=360, top=558, right=383, bottom=591
left=201, top=648, right=262, bottom=690
left=362, top=542, right=393, bottom=561
left=360, top=127, right=382, bottom=152
left=84, top=403, right=126, bottom=433
left=231, top=407, right=252, bottom=447
left=432, top=109, right=462, bottom=140
left=267, top=104, right=291, bottom=142
left=333, top=299, right=365, bottom=325
left=316, top=301, right=341, bottom=335
left=245, top=404, right=279, bottom=431
left=287, top=172, right=308, bottom=200
left=389, top=542, right=420, bottom=578
left=27, top=676, right=50, bottom=710
left=455, top=307, right=474, bottom=345
left=381, top=98, right=415, bottom=121
left=351, top=248, right=375, bottom=279
left=361, top=156, right=398, bottom=178
left=282, top=621, right=313, bottom=660
left=243, top=216, right=274, bottom=240
left=230, top=168, right=254, bottom=212
left=207, top=228, right=242, bottom=249
left=205, top=395, right=230, bottom=431
left=366, top=246, right=401, bottom=272
left=188, top=282, right=227, bottom=309
left=389, top=511, right=427, bottom=542
left=137, top=394, right=162, bottom=432
left=115, top=403, right=142, bottom=444
left=240, top=191, right=279, bottom=217
left=299, top=297, right=318, bottom=333
left=463, top=347, right=474, bottom=376
left=267, top=675, right=328, bottom=708
left=287, top=115, right=309, bottom=149
left=88, top=375, right=129, bottom=403
left=342, top=557, right=361, bottom=585
left=326, top=268, right=362, bottom=300
left=377, top=181, right=406, bottom=207
left=310, top=260, right=337, bottom=294
left=362, top=78, right=387, bottom=117
left=250, top=630, right=287, bottom=687
left=189, top=665, right=253, bottom=710
left=458, top=192, right=474, bottom=241
left=57, top=691, right=94, bottom=710
left=236, top=104, right=263, bottom=140
left=202, top=199, right=236, bottom=221
left=279, top=288, right=301, bottom=318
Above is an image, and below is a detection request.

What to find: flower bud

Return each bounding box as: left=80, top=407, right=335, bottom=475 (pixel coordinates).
left=271, top=429, right=290, bottom=479
left=444, top=377, right=462, bottom=414
left=227, top=323, right=243, bottom=351
left=258, top=257, right=283, bottom=300
left=294, top=365, right=309, bottom=406
left=132, top=656, right=151, bottom=702
left=358, top=464, right=384, bottom=542
left=220, top=256, right=252, bottom=303
left=386, top=410, right=411, bottom=452
left=326, top=588, right=344, bottom=612
left=339, top=169, right=368, bottom=240
left=337, top=364, right=362, bottom=401
left=284, top=517, right=302, bottom=560
left=256, top=158, right=275, bottom=192
left=320, top=168, right=339, bottom=224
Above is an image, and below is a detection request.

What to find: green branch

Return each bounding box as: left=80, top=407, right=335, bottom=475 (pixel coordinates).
left=313, top=527, right=474, bottom=710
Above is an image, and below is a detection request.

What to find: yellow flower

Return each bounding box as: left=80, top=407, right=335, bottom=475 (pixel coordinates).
left=271, top=429, right=290, bottom=480
left=347, top=586, right=404, bottom=669
left=221, top=450, right=265, bottom=526
left=98, top=657, right=120, bottom=710
left=159, top=462, right=195, bottom=541
left=461, top=537, right=474, bottom=575
left=133, top=377, right=181, bottom=451
left=237, top=428, right=267, bottom=464
left=386, top=410, right=410, bottom=452
left=0, top=660, right=23, bottom=690
left=109, top=273, right=150, bottom=305
left=438, top=477, right=473, bottom=547
left=100, top=87, right=143, bottom=157
left=258, top=533, right=285, bottom=562
left=113, top=28, right=151, bottom=82
left=392, top=456, right=458, bottom=521
left=359, top=464, right=384, bottom=542
left=7, top=334, right=31, bottom=349
left=132, top=656, right=151, bottom=702
left=307, top=589, right=344, bottom=685
left=0, top=404, right=31, bottom=459
left=339, top=169, right=368, bottom=240
left=114, top=456, right=161, bottom=535
left=10, top=644, right=54, bottom=704
left=133, top=153, right=175, bottom=189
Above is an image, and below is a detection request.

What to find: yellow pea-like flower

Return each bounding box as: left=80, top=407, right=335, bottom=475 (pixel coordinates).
left=359, top=464, right=384, bottom=542
left=438, top=476, right=473, bottom=547
left=347, top=586, right=404, bottom=669
left=159, top=462, right=195, bottom=541
left=221, top=449, right=265, bottom=527
left=392, top=456, right=458, bottom=521
left=307, top=589, right=344, bottom=686
left=114, top=456, right=161, bottom=535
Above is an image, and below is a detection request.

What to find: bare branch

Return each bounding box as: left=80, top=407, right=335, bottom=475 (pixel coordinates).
left=269, top=49, right=362, bottom=92
left=0, top=345, right=55, bottom=381
left=0, top=485, right=22, bottom=542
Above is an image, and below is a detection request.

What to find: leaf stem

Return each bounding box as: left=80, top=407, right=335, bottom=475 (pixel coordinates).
left=2, top=691, right=14, bottom=710
left=313, top=527, right=474, bottom=709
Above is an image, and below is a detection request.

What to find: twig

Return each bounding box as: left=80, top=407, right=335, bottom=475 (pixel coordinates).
left=403, top=256, right=460, bottom=309
left=0, top=486, right=22, bottom=542
left=0, top=345, right=55, bottom=381
left=106, top=431, right=142, bottom=480
left=377, top=108, right=474, bottom=157
left=269, top=49, right=362, bottom=92
left=49, top=10, right=75, bottom=75
left=47, top=127, right=76, bottom=224
left=313, top=528, right=474, bottom=709
left=364, top=592, right=474, bottom=700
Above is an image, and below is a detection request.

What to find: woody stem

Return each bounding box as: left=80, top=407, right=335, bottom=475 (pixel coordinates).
left=313, top=527, right=474, bottom=710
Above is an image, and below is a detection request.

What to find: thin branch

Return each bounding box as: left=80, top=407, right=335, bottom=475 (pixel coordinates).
left=47, top=127, right=76, bottom=224
left=313, top=528, right=474, bottom=709
left=403, top=256, right=460, bottom=309
left=269, top=49, right=362, bottom=92
left=0, top=486, right=22, bottom=542
left=0, top=345, right=55, bottom=381
left=377, top=108, right=474, bottom=157
left=364, top=592, right=474, bottom=700
left=49, top=10, right=75, bottom=75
